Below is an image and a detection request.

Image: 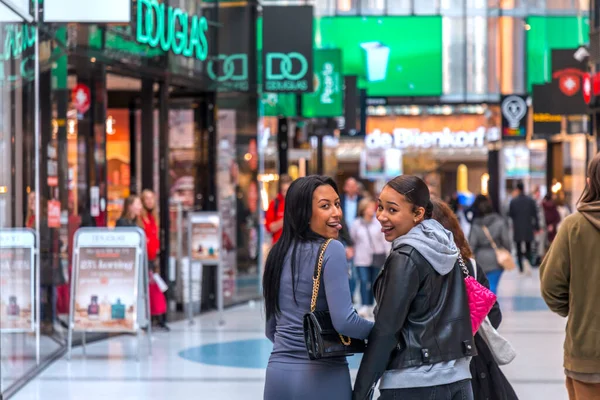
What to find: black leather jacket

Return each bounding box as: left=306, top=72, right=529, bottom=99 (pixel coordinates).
left=353, top=245, right=475, bottom=400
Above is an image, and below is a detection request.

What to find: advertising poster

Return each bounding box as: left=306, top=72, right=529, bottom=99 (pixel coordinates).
left=302, top=49, right=343, bottom=118
left=504, top=147, right=530, bottom=179
left=190, top=213, right=220, bottom=264
left=315, top=16, right=442, bottom=96
left=169, top=110, right=196, bottom=210
left=217, top=110, right=237, bottom=302
left=73, top=231, right=142, bottom=332
left=0, top=230, right=35, bottom=332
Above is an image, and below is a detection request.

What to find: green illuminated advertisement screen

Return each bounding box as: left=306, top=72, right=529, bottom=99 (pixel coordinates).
left=314, top=16, right=442, bottom=97
left=526, top=16, right=589, bottom=92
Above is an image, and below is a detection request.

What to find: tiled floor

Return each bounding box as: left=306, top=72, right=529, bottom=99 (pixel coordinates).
left=10, top=268, right=569, bottom=400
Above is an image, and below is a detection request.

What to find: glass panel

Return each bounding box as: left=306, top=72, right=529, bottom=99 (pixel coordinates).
left=416, top=0, right=440, bottom=14
left=500, top=0, right=523, bottom=8
left=337, top=0, right=358, bottom=14
left=546, top=0, right=576, bottom=8
left=387, top=0, right=411, bottom=14
left=466, top=16, right=488, bottom=95
left=441, top=0, right=465, bottom=10
left=487, top=17, right=501, bottom=95
left=577, top=0, right=590, bottom=10
left=499, top=16, right=525, bottom=94
left=0, top=19, right=45, bottom=393
left=361, top=0, right=385, bottom=14
left=315, top=0, right=336, bottom=15
left=442, top=17, right=466, bottom=97
left=468, top=0, right=489, bottom=7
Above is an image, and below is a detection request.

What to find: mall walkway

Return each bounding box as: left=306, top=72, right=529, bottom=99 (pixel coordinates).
left=12, top=268, right=567, bottom=400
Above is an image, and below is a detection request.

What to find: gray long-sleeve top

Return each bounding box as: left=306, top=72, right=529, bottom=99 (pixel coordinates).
left=266, top=239, right=374, bottom=365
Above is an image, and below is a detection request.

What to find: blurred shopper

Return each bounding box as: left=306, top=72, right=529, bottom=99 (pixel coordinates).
left=541, top=153, right=600, bottom=400
left=264, top=174, right=293, bottom=245
left=532, top=186, right=546, bottom=266
left=350, top=198, right=390, bottom=317
left=340, top=177, right=364, bottom=302
left=556, top=191, right=572, bottom=230
left=116, top=195, right=142, bottom=227
left=141, top=190, right=169, bottom=332
left=117, top=195, right=168, bottom=332
left=263, top=176, right=373, bottom=400
left=509, top=182, right=539, bottom=273
left=542, top=193, right=561, bottom=245
left=353, top=176, right=474, bottom=400
left=432, top=198, right=517, bottom=400
left=470, top=195, right=512, bottom=294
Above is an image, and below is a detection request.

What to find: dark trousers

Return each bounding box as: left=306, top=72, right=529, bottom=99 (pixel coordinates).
left=356, top=266, right=381, bottom=306
left=515, top=241, right=532, bottom=273
left=379, top=379, right=474, bottom=400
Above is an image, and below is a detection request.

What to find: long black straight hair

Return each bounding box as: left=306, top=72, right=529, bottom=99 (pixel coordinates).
left=263, top=175, right=339, bottom=320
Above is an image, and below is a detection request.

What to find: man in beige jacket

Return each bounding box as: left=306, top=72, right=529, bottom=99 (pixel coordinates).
left=540, top=152, right=600, bottom=400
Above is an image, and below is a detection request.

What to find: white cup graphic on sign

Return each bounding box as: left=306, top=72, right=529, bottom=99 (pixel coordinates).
left=502, top=96, right=527, bottom=129
left=360, top=42, right=390, bottom=82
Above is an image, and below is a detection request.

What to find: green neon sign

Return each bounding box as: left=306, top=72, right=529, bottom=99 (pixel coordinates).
left=3, top=25, right=36, bottom=60
left=136, top=0, right=209, bottom=61
left=0, top=25, right=37, bottom=86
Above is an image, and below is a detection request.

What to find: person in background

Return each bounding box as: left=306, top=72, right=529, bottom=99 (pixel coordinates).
left=263, top=176, right=373, bottom=399
left=116, top=195, right=142, bottom=227
left=556, top=190, right=572, bottom=230
left=508, top=182, right=539, bottom=274
left=542, top=193, right=561, bottom=246
left=141, top=189, right=169, bottom=332
left=432, top=198, right=517, bottom=400
left=532, top=186, right=546, bottom=266
left=353, top=176, right=474, bottom=400
left=469, top=195, right=511, bottom=294
left=340, top=177, right=363, bottom=302
left=350, top=198, right=390, bottom=317
left=264, top=174, right=293, bottom=245
left=540, top=152, right=600, bottom=400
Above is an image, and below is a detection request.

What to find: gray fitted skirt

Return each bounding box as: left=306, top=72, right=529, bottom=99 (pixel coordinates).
left=264, top=361, right=352, bottom=400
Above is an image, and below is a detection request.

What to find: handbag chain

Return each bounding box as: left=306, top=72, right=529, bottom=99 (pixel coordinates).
left=311, top=238, right=352, bottom=346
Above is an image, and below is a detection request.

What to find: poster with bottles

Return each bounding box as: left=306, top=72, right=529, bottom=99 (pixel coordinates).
left=189, top=213, right=220, bottom=264
left=72, top=230, right=142, bottom=332
left=0, top=230, right=35, bottom=332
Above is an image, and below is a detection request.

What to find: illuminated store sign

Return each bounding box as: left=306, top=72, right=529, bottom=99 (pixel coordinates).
left=365, top=127, right=498, bottom=150
left=136, top=0, right=209, bottom=61
left=0, top=25, right=36, bottom=85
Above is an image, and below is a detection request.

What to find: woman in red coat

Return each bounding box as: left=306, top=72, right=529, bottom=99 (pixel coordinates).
left=141, top=190, right=169, bottom=331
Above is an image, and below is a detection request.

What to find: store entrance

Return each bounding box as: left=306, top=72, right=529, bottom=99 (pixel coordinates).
left=105, top=74, right=143, bottom=226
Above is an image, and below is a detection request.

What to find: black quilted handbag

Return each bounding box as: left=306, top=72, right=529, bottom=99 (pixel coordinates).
left=303, top=239, right=366, bottom=360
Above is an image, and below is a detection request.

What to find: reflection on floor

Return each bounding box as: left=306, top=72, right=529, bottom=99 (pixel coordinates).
left=1, top=331, right=63, bottom=393
left=11, top=268, right=568, bottom=400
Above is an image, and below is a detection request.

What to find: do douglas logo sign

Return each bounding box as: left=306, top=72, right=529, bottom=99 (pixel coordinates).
left=262, top=6, right=313, bottom=93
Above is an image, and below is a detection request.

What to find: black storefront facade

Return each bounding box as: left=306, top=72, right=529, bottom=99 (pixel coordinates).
left=0, top=0, right=262, bottom=397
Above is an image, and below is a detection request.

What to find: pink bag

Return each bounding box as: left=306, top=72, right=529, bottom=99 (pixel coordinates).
left=458, top=255, right=497, bottom=334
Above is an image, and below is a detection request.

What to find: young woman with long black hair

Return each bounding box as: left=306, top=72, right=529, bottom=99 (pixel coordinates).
left=263, top=175, right=373, bottom=400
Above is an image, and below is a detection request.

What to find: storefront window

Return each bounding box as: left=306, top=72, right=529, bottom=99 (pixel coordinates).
left=415, top=0, right=440, bottom=14
left=360, top=0, right=385, bottom=14
left=387, top=0, right=411, bottom=14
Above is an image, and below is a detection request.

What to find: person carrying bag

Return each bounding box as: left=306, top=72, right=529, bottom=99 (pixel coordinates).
left=481, top=226, right=516, bottom=272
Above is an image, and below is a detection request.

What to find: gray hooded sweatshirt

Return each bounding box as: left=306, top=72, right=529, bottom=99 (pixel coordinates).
left=378, top=219, right=472, bottom=390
